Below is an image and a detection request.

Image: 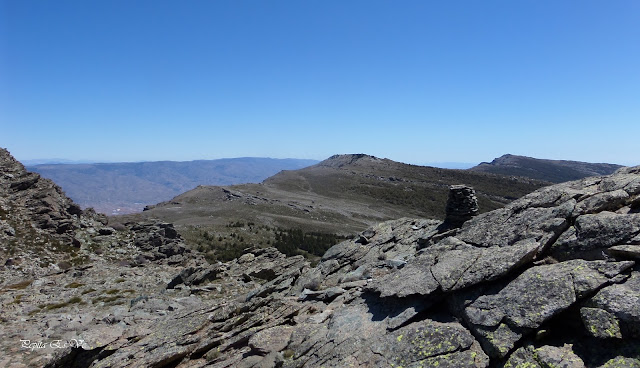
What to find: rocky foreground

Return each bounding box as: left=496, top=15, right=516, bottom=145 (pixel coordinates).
left=2, top=147, right=640, bottom=367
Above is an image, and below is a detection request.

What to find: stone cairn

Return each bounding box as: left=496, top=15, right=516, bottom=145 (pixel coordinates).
left=444, top=184, right=479, bottom=227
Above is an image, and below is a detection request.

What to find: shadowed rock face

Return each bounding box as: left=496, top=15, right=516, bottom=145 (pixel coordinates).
left=3, top=146, right=640, bottom=368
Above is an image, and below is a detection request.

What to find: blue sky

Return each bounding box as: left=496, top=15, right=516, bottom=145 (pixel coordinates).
left=1, top=1, right=639, bottom=165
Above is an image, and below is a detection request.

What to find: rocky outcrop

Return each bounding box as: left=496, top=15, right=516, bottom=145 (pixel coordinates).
left=37, top=165, right=640, bottom=367
left=129, top=221, right=191, bottom=265
left=1, top=148, right=81, bottom=242
left=0, top=148, right=205, bottom=368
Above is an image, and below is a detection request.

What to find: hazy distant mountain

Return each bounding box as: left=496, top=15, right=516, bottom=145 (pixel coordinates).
left=131, top=154, right=547, bottom=236
left=28, top=158, right=318, bottom=214
left=21, top=158, right=100, bottom=165
left=469, top=154, right=623, bottom=183
left=424, top=162, right=477, bottom=169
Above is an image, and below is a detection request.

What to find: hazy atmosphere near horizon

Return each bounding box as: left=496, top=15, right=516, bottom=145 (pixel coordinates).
left=2, top=1, right=639, bottom=166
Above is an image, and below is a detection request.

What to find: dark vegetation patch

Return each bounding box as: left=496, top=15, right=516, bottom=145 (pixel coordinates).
left=181, top=221, right=351, bottom=261
left=272, top=228, right=350, bottom=257
left=39, top=296, right=83, bottom=310
left=2, top=279, right=33, bottom=290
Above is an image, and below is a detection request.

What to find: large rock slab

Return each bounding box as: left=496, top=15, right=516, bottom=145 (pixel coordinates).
left=463, top=260, right=634, bottom=357
left=455, top=187, right=576, bottom=248
left=371, top=237, right=541, bottom=298
left=582, top=271, right=640, bottom=338
left=551, top=212, right=640, bottom=260
left=503, top=344, right=585, bottom=368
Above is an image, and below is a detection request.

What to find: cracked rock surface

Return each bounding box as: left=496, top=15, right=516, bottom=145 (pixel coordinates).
left=2, top=147, right=640, bottom=367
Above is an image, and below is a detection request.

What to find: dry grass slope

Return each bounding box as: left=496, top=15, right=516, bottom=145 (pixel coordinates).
left=119, top=154, right=548, bottom=261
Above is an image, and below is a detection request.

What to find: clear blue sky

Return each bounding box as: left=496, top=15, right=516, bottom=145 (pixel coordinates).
left=1, top=1, right=639, bottom=165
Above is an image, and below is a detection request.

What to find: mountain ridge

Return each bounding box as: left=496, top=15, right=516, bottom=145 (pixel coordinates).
left=24, top=152, right=623, bottom=217
left=470, top=154, right=623, bottom=182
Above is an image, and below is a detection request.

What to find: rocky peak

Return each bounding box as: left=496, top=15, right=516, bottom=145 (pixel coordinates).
left=318, top=153, right=383, bottom=168
left=1, top=147, right=28, bottom=177
left=488, top=153, right=517, bottom=165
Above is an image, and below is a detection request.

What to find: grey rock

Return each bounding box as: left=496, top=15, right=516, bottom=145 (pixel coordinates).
left=503, top=344, right=585, bottom=368
left=167, top=265, right=221, bottom=289
left=474, top=323, right=523, bottom=358
left=372, top=237, right=540, bottom=298
left=596, top=356, right=640, bottom=368
left=581, top=307, right=622, bottom=339
left=607, top=245, right=640, bottom=260
left=299, top=286, right=346, bottom=302
left=551, top=212, right=640, bottom=260
left=457, top=202, right=573, bottom=250
left=463, top=260, right=633, bottom=357
left=248, top=326, right=293, bottom=355
left=385, top=258, right=407, bottom=269
left=339, top=265, right=369, bottom=283
left=583, top=271, right=640, bottom=338
left=574, top=189, right=630, bottom=214
left=370, top=319, right=489, bottom=368
left=371, top=252, right=440, bottom=298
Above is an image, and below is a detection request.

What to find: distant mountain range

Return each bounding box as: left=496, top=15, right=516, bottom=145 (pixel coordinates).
left=27, top=153, right=624, bottom=217
left=20, top=158, right=101, bottom=165
left=26, top=152, right=623, bottom=262
left=130, top=154, right=547, bottom=236
left=424, top=162, right=476, bottom=169
left=470, top=154, right=623, bottom=183
left=27, top=158, right=318, bottom=214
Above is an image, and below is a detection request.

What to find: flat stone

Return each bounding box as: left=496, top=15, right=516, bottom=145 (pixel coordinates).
left=606, top=245, right=640, bottom=260
left=248, top=326, right=293, bottom=355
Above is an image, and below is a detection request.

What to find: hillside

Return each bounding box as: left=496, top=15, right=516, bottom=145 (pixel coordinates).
left=126, top=154, right=548, bottom=260
left=470, top=154, right=623, bottom=182
left=0, top=148, right=207, bottom=367
left=43, top=158, right=640, bottom=368
left=28, top=158, right=317, bottom=215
